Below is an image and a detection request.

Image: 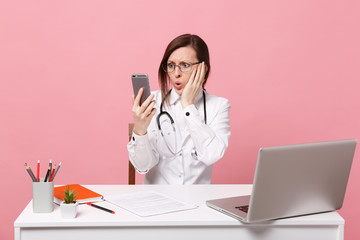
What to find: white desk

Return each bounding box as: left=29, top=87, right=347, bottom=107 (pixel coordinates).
left=14, top=185, right=344, bottom=240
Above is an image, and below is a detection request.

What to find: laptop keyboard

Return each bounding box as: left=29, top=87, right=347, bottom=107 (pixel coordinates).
left=235, top=205, right=249, bottom=213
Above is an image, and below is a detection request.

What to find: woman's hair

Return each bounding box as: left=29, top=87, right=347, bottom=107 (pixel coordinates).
left=158, top=34, right=211, bottom=104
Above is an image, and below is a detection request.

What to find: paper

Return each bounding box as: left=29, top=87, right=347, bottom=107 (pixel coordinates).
left=105, top=190, right=198, bottom=217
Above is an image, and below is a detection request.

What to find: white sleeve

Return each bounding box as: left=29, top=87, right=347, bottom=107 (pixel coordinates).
left=183, top=98, right=231, bottom=166
left=127, top=130, right=159, bottom=174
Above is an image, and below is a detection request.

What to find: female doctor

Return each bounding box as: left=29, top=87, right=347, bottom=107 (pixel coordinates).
left=127, top=34, right=231, bottom=184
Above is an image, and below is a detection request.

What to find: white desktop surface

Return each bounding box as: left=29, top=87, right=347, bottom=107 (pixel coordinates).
left=14, top=184, right=344, bottom=240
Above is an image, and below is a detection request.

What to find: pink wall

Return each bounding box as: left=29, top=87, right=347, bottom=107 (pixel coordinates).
left=1, top=1, right=359, bottom=239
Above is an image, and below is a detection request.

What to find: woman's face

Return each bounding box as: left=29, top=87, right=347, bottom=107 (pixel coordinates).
left=167, top=46, right=199, bottom=95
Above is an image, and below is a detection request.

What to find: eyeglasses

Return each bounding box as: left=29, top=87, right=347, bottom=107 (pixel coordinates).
left=162, top=61, right=201, bottom=73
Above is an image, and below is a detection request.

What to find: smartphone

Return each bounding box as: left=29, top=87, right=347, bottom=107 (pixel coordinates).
left=131, top=74, right=151, bottom=106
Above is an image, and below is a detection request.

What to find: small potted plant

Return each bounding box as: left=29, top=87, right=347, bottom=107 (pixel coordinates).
left=60, top=185, right=78, bottom=218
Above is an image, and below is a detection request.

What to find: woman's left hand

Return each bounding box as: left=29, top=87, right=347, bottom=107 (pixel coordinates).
left=181, top=62, right=206, bottom=108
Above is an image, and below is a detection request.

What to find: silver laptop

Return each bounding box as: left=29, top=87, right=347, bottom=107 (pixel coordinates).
left=206, top=139, right=357, bottom=223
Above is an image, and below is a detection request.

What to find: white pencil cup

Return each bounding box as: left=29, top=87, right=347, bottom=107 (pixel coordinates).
left=32, top=178, right=54, bottom=213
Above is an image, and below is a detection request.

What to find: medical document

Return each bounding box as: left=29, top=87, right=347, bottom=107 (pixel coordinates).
left=105, top=190, right=198, bottom=217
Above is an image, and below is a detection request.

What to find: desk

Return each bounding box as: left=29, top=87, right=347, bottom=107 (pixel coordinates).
left=14, top=185, right=344, bottom=240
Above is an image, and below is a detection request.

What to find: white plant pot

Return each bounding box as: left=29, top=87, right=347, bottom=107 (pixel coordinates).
left=60, top=201, right=78, bottom=218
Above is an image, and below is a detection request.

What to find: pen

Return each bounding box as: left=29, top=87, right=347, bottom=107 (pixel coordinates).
left=86, top=202, right=115, bottom=214
left=44, top=166, right=51, bottom=182
left=52, top=162, right=61, bottom=181
left=25, top=163, right=37, bottom=182
left=37, top=160, right=40, bottom=182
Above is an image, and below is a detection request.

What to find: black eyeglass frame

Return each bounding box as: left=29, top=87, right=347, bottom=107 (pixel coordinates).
left=162, top=61, right=201, bottom=73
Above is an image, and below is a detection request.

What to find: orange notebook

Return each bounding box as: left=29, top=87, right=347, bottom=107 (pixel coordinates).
left=53, top=184, right=103, bottom=204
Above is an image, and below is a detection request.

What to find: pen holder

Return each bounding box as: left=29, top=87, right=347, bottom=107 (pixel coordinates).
left=32, top=178, right=54, bottom=213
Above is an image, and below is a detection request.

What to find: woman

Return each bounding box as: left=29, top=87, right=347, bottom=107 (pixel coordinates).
left=127, top=34, right=231, bottom=184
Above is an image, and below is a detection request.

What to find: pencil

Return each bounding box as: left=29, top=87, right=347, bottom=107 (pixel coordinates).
left=26, top=163, right=38, bottom=182
left=25, top=164, right=37, bottom=182
left=52, top=162, right=62, bottom=181
left=49, top=159, right=52, bottom=172
left=49, top=165, right=56, bottom=182
left=44, top=166, right=51, bottom=182
left=86, top=202, right=115, bottom=214
left=37, top=160, right=40, bottom=182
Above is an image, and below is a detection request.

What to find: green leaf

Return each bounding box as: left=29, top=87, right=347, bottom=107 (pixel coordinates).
left=62, top=185, right=78, bottom=204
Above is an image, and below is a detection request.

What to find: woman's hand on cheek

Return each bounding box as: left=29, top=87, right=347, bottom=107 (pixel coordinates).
left=181, top=62, right=206, bottom=108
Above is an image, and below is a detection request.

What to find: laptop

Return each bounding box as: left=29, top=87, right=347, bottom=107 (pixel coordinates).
left=206, top=139, right=357, bottom=223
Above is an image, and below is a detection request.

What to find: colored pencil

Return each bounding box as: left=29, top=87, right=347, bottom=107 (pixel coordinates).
left=49, top=159, right=52, bottom=172
left=37, top=160, right=40, bottom=182
left=49, top=165, right=56, bottom=182
left=27, top=163, right=38, bottom=182
left=25, top=163, right=37, bottom=182
left=86, top=202, right=115, bottom=214
left=52, top=162, right=62, bottom=181
left=44, top=166, right=51, bottom=182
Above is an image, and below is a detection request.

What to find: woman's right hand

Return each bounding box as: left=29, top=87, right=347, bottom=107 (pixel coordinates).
left=132, top=88, right=156, bottom=135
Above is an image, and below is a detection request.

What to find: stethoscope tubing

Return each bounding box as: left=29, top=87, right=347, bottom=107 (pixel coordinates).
left=156, top=90, right=207, bottom=159
left=157, top=90, right=207, bottom=131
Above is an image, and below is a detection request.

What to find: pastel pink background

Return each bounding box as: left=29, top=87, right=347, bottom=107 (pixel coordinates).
left=1, top=1, right=359, bottom=239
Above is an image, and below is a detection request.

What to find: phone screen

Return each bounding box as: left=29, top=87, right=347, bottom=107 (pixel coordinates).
left=131, top=74, right=151, bottom=106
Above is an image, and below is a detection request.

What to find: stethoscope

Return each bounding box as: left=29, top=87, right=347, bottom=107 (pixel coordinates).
left=156, top=90, right=207, bottom=160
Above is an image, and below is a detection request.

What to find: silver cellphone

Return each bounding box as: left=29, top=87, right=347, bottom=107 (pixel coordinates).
left=131, top=74, right=151, bottom=106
